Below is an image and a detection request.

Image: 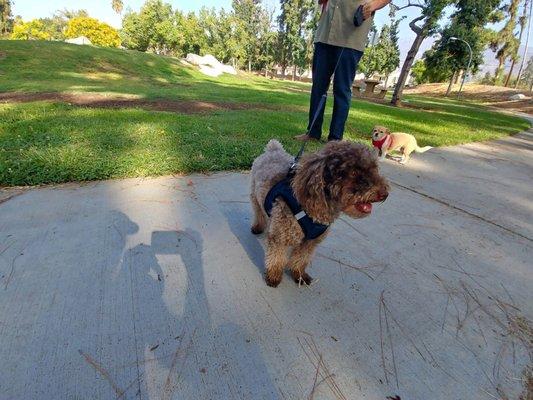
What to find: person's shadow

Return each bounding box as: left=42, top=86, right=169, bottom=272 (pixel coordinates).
left=122, top=227, right=279, bottom=399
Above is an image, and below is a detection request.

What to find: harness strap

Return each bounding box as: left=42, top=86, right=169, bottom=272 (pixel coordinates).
left=372, top=134, right=392, bottom=151
left=264, top=178, right=329, bottom=240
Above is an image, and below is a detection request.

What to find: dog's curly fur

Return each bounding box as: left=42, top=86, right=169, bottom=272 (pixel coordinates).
left=250, top=140, right=389, bottom=287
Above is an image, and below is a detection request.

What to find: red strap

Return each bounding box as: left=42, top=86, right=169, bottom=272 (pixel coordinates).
left=372, top=135, right=392, bottom=150
left=320, top=0, right=328, bottom=13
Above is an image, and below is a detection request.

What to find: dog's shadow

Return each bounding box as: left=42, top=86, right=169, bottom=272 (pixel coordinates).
left=221, top=203, right=305, bottom=284
left=221, top=203, right=266, bottom=275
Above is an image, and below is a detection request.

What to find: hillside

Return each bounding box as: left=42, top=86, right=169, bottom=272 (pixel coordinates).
left=0, top=40, right=310, bottom=107
left=406, top=83, right=533, bottom=114
left=0, top=40, right=530, bottom=186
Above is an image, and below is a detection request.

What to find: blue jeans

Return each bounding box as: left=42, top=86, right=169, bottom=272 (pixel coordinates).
left=308, top=42, right=363, bottom=141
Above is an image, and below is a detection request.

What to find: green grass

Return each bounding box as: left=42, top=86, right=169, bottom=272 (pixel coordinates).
left=0, top=40, right=530, bottom=186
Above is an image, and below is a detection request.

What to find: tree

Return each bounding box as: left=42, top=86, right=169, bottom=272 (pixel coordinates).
left=179, top=11, right=208, bottom=56
left=410, top=59, right=429, bottom=84
left=65, top=17, right=121, bottom=47
left=254, top=5, right=278, bottom=75
left=0, top=0, right=13, bottom=35
left=424, top=0, right=502, bottom=95
left=232, top=0, right=265, bottom=72
left=38, top=9, right=89, bottom=40
left=391, top=0, right=451, bottom=106
left=112, top=0, right=124, bottom=14
left=518, top=55, right=533, bottom=89
left=11, top=20, right=51, bottom=40
left=359, top=26, right=380, bottom=78
left=505, top=0, right=530, bottom=86
left=121, top=0, right=178, bottom=54
left=515, top=0, right=533, bottom=87
left=360, top=20, right=402, bottom=84
left=491, top=0, right=521, bottom=82
left=278, top=0, right=315, bottom=79
left=380, top=20, right=402, bottom=86
left=232, top=0, right=272, bottom=71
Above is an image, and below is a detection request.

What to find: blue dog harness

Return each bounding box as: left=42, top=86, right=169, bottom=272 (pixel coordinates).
left=264, top=177, right=329, bottom=240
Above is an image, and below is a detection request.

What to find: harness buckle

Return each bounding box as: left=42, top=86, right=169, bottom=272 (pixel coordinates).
left=295, top=211, right=307, bottom=221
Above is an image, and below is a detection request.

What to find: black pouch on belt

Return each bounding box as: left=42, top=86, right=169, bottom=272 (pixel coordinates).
left=354, top=5, right=375, bottom=27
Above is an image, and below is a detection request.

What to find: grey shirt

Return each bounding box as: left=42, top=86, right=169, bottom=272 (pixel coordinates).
left=315, top=0, right=374, bottom=51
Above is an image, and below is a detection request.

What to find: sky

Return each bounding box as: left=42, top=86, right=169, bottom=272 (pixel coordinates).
left=11, top=0, right=533, bottom=74
left=12, top=0, right=424, bottom=56
left=13, top=0, right=247, bottom=27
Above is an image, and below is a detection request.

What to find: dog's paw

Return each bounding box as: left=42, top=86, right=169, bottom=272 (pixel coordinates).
left=265, top=275, right=282, bottom=288
left=251, top=225, right=264, bottom=235
left=292, top=271, right=313, bottom=286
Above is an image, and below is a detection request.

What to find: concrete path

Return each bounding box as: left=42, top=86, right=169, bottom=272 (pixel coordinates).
left=0, top=133, right=532, bottom=400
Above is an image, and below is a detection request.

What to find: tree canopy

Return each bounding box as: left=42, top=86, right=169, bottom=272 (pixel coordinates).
left=65, top=17, right=121, bottom=47
left=11, top=19, right=51, bottom=40
left=423, top=0, right=502, bottom=85
left=359, top=19, right=401, bottom=82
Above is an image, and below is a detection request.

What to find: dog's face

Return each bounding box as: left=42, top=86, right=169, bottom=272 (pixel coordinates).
left=372, top=125, right=390, bottom=141
left=293, top=141, right=389, bottom=222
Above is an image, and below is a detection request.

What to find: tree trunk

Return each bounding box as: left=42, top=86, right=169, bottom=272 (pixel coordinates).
left=495, top=57, right=504, bottom=81
left=248, top=60, right=252, bottom=73
left=391, top=33, right=425, bottom=106
left=507, top=0, right=529, bottom=87
left=455, top=70, right=463, bottom=84
left=292, top=65, right=297, bottom=81
left=516, top=0, right=533, bottom=88
left=384, top=74, right=390, bottom=88
left=446, top=71, right=456, bottom=97
left=505, top=59, right=517, bottom=87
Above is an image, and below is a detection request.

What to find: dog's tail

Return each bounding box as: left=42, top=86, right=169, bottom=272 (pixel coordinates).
left=265, top=139, right=284, bottom=152
left=415, top=145, right=433, bottom=153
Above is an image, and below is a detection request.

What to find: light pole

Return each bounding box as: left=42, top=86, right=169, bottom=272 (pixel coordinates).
left=449, top=37, right=473, bottom=99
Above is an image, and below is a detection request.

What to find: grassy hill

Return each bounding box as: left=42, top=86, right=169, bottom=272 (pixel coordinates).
left=0, top=40, right=530, bottom=186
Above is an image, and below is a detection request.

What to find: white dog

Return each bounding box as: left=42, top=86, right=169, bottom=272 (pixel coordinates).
left=371, top=126, right=432, bottom=164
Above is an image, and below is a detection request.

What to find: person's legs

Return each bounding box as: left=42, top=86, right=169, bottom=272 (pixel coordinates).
left=306, top=43, right=336, bottom=140
left=329, top=48, right=363, bottom=141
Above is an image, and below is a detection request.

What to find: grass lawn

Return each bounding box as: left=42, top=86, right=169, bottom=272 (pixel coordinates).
left=0, top=40, right=530, bottom=186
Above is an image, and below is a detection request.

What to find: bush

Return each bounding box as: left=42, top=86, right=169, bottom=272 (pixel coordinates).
left=65, top=17, right=120, bottom=47
left=10, top=20, right=51, bottom=40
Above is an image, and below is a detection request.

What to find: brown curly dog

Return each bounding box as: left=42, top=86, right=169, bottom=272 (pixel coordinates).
left=250, top=139, right=389, bottom=288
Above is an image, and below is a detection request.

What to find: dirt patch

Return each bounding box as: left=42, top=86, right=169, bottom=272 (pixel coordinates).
left=406, top=83, right=533, bottom=115
left=351, top=95, right=443, bottom=112
left=0, top=92, right=274, bottom=114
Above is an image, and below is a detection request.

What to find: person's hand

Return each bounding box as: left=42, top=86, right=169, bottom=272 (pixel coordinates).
left=362, top=0, right=391, bottom=19
left=361, top=0, right=377, bottom=20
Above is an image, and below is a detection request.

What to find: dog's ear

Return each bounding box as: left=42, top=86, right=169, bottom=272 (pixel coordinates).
left=292, top=154, right=331, bottom=224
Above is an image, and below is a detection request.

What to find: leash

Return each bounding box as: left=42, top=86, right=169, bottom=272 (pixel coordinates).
left=290, top=47, right=346, bottom=172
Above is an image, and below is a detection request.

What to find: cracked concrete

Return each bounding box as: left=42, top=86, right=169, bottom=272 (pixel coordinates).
left=0, top=132, right=531, bottom=399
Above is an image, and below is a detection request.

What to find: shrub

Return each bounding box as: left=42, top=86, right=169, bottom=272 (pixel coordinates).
left=65, top=17, right=120, bottom=47
left=10, top=20, right=51, bottom=40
